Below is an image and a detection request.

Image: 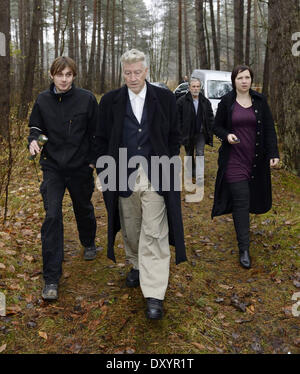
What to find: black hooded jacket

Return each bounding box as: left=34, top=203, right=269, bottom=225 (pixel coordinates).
left=28, top=83, right=98, bottom=171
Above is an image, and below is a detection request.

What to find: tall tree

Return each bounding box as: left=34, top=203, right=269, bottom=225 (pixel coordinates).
left=178, top=0, right=183, bottom=83
left=0, top=0, right=10, bottom=137
left=18, top=0, right=41, bottom=120
left=68, top=0, right=75, bottom=59
left=100, top=0, right=110, bottom=93
left=269, top=0, right=300, bottom=175
left=95, top=0, right=102, bottom=91
left=87, top=0, right=97, bottom=90
left=80, top=0, right=87, bottom=87
left=195, top=0, right=209, bottom=69
left=234, top=0, right=244, bottom=65
left=245, top=0, right=252, bottom=66
left=183, top=1, right=192, bottom=76
left=111, top=0, right=116, bottom=88
left=209, top=0, right=220, bottom=70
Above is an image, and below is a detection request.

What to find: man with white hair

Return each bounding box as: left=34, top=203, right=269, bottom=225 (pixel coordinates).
left=96, top=49, right=186, bottom=319
left=177, top=77, right=214, bottom=201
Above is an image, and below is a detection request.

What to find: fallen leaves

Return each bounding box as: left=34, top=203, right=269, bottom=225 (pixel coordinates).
left=0, top=263, right=6, bottom=269
left=219, top=284, right=234, bottom=290
left=0, top=344, right=7, bottom=353
left=38, top=331, right=48, bottom=340
left=6, top=305, right=22, bottom=315
left=191, top=342, right=205, bottom=350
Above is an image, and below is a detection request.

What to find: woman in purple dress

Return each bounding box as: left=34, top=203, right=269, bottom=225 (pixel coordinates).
left=212, top=65, right=279, bottom=269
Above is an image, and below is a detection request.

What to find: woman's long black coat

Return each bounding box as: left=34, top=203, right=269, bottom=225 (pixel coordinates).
left=96, top=81, right=187, bottom=265
left=212, top=89, right=279, bottom=218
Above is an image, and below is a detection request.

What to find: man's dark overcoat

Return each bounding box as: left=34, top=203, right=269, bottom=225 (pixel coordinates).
left=212, top=89, right=279, bottom=218
left=96, top=81, right=187, bottom=265
left=177, top=91, right=214, bottom=147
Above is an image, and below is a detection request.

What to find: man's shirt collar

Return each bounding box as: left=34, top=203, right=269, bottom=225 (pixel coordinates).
left=128, top=83, right=147, bottom=101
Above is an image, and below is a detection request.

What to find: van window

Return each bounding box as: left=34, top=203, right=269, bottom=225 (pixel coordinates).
left=207, top=80, right=232, bottom=99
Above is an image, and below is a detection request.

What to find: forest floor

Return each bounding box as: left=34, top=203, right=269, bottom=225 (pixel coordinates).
left=0, top=142, right=299, bottom=355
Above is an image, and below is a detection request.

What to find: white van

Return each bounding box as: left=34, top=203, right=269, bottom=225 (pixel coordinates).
left=191, top=69, right=232, bottom=115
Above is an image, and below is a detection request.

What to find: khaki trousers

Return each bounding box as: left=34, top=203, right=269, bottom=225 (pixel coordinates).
left=118, top=167, right=170, bottom=300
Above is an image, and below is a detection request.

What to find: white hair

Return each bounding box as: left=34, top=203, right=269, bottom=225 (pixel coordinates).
left=121, top=49, right=147, bottom=69
left=189, top=77, right=201, bottom=85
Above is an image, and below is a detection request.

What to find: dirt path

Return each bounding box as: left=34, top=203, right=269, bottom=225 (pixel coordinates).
left=0, top=146, right=299, bottom=354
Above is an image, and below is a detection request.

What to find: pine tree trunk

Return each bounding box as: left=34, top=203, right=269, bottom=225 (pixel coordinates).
left=178, top=0, right=183, bottom=83
left=225, top=0, right=230, bottom=69
left=80, top=0, right=87, bottom=87
left=68, top=0, right=74, bottom=59
left=18, top=0, right=41, bottom=120
left=87, top=0, right=97, bottom=90
left=0, top=0, right=10, bottom=138
left=245, top=0, right=251, bottom=66
left=100, top=0, right=110, bottom=93
left=95, top=0, right=102, bottom=91
left=183, top=1, right=192, bottom=76
left=111, top=0, right=116, bottom=89
left=209, top=0, right=220, bottom=70
left=269, top=0, right=300, bottom=175
left=234, top=0, right=244, bottom=65
left=195, top=0, right=209, bottom=69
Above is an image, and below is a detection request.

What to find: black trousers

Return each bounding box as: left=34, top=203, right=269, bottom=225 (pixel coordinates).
left=40, top=167, right=96, bottom=284
left=185, top=133, right=206, bottom=175
left=227, top=180, right=250, bottom=252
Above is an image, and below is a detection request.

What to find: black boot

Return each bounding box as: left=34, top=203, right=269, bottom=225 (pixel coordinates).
left=228, top=181, right=251, bottom=269
left=239, top=249, right=251, bottom=269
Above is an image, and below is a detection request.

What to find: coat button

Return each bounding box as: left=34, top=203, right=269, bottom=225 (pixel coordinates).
left=255, top=110, right=258, bottom=113
left=258, top=120, right=261, bottom=124
left=256, top=143, right=259, bottom=146
left=256, top=154, right=258, bottom=157
left=138, top=146, right=141, bottom=150
left=251, top=176, right=255, bottom=179
left=138, top=129, right=142, bottom=132
left=257, top=132, right=260, bottom=135
left=253, top=164, right=257, bottom=168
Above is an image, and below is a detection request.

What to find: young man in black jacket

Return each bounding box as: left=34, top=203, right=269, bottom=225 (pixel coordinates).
left=28, top=57, right=98, bottom=300
left=177, top=78, right=214, bottom=202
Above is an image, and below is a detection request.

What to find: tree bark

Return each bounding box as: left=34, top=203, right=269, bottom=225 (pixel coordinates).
left=87, top=0, right=97, bottom=90
left=269, top=0, right=300, bottom=175
left=111, top=0, right=116, bottom=89
left=178, top=0, right=183, bottom=83
left=245, top=0, right=252, bottom=66
left=18, top=0, right=41, bottom=120
left=195, top=0, right=209, bottom=69
left=183, top=1, right=192, bottom=76
left=100, top=0, right=110, bottom=93
left=209, top=0, right=220, bottom=70
left=80, top=0, right=87, bottom=87
left=95, top=0, right=102, bottom=91
left=0, top=0, right=10, bottom=138
left=234, top=0, right=244, bottom=65
left=68, top=0, right=75, bottom=59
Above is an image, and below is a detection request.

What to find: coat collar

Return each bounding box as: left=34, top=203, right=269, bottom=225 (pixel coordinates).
left=111, top=80, right=158, bottom=144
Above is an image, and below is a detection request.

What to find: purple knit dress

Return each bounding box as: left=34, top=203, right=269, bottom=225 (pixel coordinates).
left=225, top=102, right=257, bottom=183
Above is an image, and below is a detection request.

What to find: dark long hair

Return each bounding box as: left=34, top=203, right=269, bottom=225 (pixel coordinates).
left=231, top=65, right=254, bottom=90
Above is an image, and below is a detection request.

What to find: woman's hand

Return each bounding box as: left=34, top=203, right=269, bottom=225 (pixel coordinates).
left=270, top=158, right=280, bottom=167
left=29, top=140, right=41, bottom=156
left=227, top=134, right=240, bottom=144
